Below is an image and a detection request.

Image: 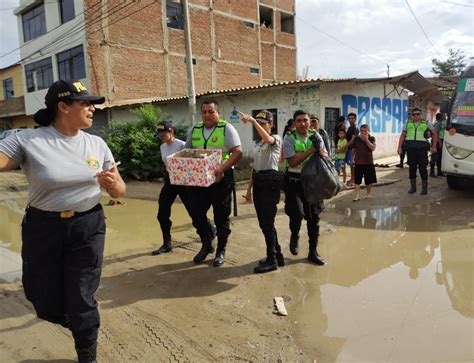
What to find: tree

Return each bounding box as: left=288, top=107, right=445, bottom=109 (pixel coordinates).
left=432, top=48, right=466, bottom=76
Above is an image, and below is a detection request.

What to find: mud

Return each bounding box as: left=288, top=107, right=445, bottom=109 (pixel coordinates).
left=0, top=164, right=473, bottom=362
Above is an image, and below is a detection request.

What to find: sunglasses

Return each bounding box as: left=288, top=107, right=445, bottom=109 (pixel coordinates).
left=412, top=113, right=421, bottom=116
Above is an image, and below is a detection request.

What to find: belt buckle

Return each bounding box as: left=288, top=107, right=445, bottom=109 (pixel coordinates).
left=60, top=210, right=75, bottom=219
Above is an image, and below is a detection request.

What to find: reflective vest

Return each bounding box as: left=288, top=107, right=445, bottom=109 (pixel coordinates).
left=286, top=130, right=315, bottom=173
left=433, top=120, right=446, bottom=139
left=405, top=120, right=429, bottom=146
left=191, top=120, right=230, bottom=160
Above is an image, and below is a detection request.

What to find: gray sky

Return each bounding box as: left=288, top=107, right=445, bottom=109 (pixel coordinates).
left=1, top=0, right=473, bottom=78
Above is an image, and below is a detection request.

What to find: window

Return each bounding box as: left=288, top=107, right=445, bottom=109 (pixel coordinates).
left=166, top=0, right=184, bottom=30
left=280, top=12, right=294, bottom=34
left=251, top=109, right=278, bottom=140
left=259, top=6, right=273, bottom=29
left=244, top=21, right=254, bottom=28
left=2, top=78, right=14, bottom=99
left=22, top=3, right=46, bottom=42
left=57, top=45, right=86, bottom=80
left=25, top=58, right=53, bottom=92
left=250, top=67, right=260, bottom=75
left=59, top=0, right=75, bottom=24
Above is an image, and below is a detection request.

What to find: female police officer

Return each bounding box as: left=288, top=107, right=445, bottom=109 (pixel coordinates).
left=239, top=110, right=284, bottom=273
left=0, top=79, right=126, bottom=363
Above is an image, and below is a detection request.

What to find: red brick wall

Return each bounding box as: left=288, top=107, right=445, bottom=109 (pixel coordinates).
left=261, top=43, right=274, bottom=80
left=216, top=62, right=260, bottom=89
left=213, top=0, right=258, bottom=19
left=276, top=46, right=296, bottom=81
left=276, top=0, right=294, bottom=12
left=189, top=10, right=212, bottom=57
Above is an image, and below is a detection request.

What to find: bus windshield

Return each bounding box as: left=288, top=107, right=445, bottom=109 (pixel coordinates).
left=451, top=77, right=474, bottom=126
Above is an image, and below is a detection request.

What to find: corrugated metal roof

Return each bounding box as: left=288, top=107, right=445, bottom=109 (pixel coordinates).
left=102, top=71, right=440, bottom=108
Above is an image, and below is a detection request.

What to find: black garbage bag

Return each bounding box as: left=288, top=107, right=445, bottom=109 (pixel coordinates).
left=301, top=153, right=344, bottom=204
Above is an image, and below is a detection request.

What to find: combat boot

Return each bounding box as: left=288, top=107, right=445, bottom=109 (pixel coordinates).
left=77, top=343, right=97, bottom=363
left=289, top=234, right=299, bottom=256
left=193, top=241, right=214, bottom=264
left=254, top=257, right=277, bottom=273
left=421, top=180, right=428, bottom=195
left=430, top=168, right=437, bottom=178
left=408, top=179, right=416, bottom=194
left=152, top=240, right=172, bottom=255
left=213, top=239, right=227, bottom=267
left=308, top=239, right=325, bottom=266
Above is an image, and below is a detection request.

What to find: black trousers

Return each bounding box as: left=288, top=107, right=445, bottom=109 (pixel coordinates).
left=430, top=141, right=443, bottom=172
left=157, top=179, right=192, bottom=242
left=252, top=171, right=282, bottom=260
left=283, top=174, right=323, bottom=245
left=407, top=147, right=429, bottom=180
left=188, top=171, right=234, bottom=247
left=21, top=204, right=105, bottom=350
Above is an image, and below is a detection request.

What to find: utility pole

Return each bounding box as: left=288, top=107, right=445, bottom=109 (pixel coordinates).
left=183, top=0, right=196, bottom=125
left=387, top=64, right=390, bottom=77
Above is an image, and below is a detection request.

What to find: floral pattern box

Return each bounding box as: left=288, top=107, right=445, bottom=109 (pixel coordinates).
left=167, top=148, right=222, bottom=187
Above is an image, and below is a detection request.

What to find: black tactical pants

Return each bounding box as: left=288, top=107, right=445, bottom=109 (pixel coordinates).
left=407, top=147, right=429, bottom=180
left=21, top=204, right=105, bottom=351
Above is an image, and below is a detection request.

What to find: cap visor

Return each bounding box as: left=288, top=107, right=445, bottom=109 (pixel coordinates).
left=256, top=118, right=270, bottom=123
left=70, top=95, right=105, bottom=104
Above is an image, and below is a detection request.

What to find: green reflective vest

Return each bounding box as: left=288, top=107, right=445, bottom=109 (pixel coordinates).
left=285, top=130, right=315, bottom=172
left=405, top=120, right=429, bottom=147
left=191, top=119, right=230, bottom=160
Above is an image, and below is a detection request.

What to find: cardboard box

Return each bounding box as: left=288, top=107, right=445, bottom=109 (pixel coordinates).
left=167, top=148, right=222, bottom=187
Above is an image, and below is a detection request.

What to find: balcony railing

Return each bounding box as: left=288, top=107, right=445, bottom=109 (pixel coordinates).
left=0, top=96, right=25, bottom=117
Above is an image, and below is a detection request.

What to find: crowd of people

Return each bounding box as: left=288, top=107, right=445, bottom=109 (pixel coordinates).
left=0, top=78, right=445, bottom=362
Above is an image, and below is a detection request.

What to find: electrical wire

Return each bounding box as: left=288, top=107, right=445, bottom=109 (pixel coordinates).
left=405, top=0, right=442, bottom=57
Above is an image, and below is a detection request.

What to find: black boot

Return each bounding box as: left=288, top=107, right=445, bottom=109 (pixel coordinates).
left=254, top=257, right=277, bottom=273
left=213, top=240, right=227, bottom=267
left=430, top=168, right=437, bottom=178
left=421, top=180, right=428, bottom=195
left=308, top=239, right=325, bottom=266
left=408, top=179, right=416, bottom=194
left=193, top=241, right=214, bottom=264
left=289, top=234, right=299, bottom=256
left=77, top=343, right=97, bottom=363
left=152, top=240, right=172, bottom=255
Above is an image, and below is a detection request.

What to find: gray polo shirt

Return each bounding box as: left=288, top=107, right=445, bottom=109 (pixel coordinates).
left=161, top=138, right=185, bottom=166
left=253, top=135, right=281, bottom=171
left=283, top=132, right=326, bottom=173
left=0, top=126, right=115, bottom=212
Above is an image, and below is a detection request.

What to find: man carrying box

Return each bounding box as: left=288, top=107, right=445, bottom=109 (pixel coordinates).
left=185, top=100, right=242, bottom=266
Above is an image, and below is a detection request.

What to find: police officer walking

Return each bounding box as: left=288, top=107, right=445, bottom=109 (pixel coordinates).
left=239, top=110, right=285, bottom=273
left=0, top=80, right=126, bottom=363
left=153, top=120, right=215, bottom=255
left=430, top=112, right=446, bottom=177
left=397, top=107, right=438, bottom=195
left=283, top=109, right=328, bottom=266
left=185, top=100, right=242, bottom=266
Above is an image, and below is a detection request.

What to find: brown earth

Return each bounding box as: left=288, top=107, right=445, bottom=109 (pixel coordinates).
left=0, top=160, right=457, bottom=362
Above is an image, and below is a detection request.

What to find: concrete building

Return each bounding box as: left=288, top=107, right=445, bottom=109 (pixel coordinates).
left=0, top=63, right=33, bottom=130
left=14, top=0, right=296, bottom=118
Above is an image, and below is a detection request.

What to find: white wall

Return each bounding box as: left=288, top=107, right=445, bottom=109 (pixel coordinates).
left=17, top=0, right=87, bottom=115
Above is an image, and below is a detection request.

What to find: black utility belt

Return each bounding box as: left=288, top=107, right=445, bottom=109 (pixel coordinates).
left=253, top=169, right=283, bottom=184
left=285, top=171, right=302, bottom=182
left=26, top=204, right=102, bottom=219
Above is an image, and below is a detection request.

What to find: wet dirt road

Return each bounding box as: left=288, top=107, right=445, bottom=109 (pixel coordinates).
left=0, top=167, right=473, bottom=362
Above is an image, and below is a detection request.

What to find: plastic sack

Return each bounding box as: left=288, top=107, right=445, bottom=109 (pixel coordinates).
left=301, top=153, right=344, bottom=203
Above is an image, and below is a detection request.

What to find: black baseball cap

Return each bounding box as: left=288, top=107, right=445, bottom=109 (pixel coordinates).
left=45, top=79, right=105, bottom=106
left=255, top=110, right=273, bottom=123
left=156, top=120, right=173, bottom=134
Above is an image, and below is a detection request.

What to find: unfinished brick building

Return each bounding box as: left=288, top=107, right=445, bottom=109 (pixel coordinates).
left=85, top=0, right=296, bottom=105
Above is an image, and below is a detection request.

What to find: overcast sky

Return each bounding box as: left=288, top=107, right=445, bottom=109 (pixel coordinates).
left=1, top=0, right=473, bottom=78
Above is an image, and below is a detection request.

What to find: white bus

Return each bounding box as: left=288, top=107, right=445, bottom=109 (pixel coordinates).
left=441, top=63, right=474, bottom=189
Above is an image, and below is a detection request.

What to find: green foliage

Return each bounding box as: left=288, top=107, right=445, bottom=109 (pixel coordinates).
left=102, top=104, right=165, bottom=180
left=432, top=48, right=466, bottom=76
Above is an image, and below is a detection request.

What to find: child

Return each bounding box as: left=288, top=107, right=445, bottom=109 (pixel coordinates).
left=334, top=129, right=348, bottom=184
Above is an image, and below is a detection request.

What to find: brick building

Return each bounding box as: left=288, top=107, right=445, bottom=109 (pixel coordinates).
left=14, top=0, right=296, bottom=117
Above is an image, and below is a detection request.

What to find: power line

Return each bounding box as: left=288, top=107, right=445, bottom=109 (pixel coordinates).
left=442, top=0, right=474, bottom=7
left=405, top=0, right=442, bottom=57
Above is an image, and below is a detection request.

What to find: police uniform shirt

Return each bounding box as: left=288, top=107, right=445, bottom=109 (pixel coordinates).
left=403, top=120, right=434, bottom=133
left=283, top=132, right=326, bottom=173
left=253, top=135, right=281, bottom=172
left=161, top=138, right=185, bottom=166
left=0, top=126, right=115, bottom=212
left=184, top=122, right=241, bottom=156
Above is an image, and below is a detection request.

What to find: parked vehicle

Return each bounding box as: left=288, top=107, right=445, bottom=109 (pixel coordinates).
left=0, top=128, right=24, bottom=141
left=440, top=63, right=474, bottom=189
